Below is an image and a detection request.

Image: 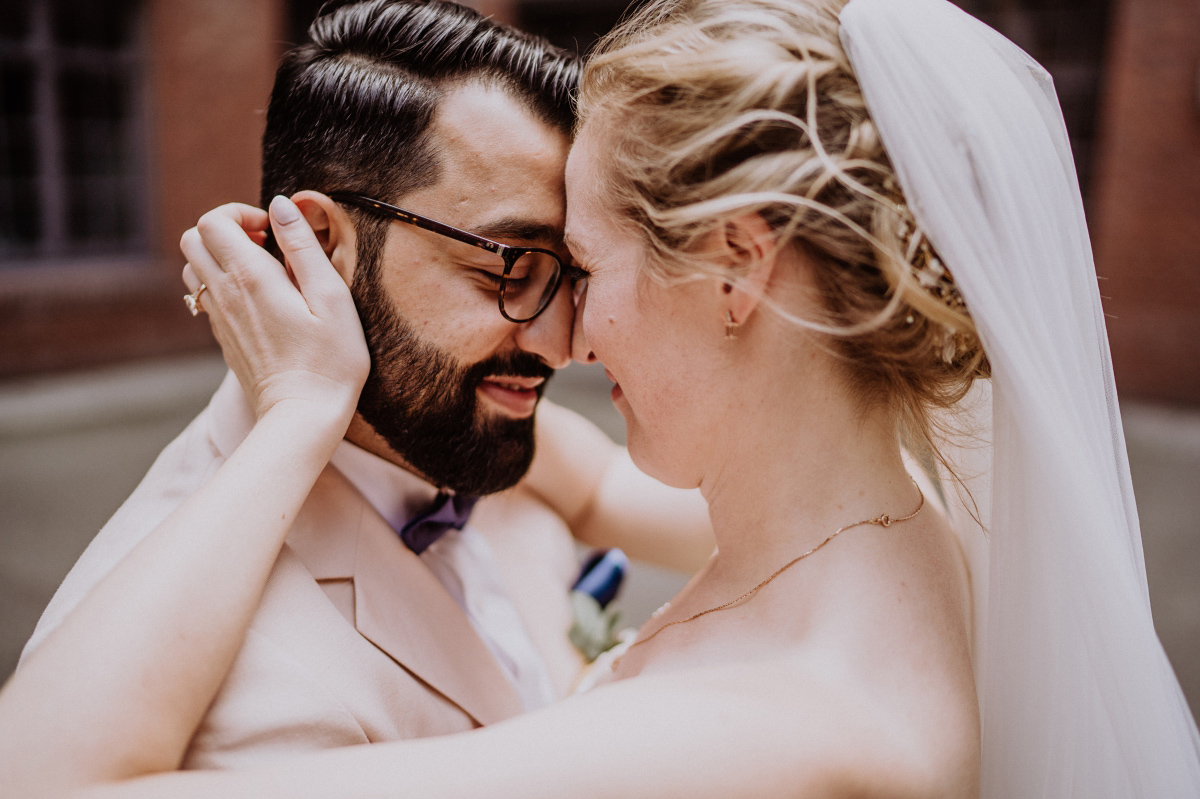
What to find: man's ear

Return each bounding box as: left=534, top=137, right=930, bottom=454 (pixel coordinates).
left=290, top=190, right=358, bottom=287
left=713, top=212, right=779, bottom=327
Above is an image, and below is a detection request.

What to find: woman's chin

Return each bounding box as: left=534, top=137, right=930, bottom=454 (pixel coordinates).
left=624, top=431, right=699, bottom=490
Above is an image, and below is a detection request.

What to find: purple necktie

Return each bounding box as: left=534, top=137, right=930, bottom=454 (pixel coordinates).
left=398, top=492, right=478, bottom=555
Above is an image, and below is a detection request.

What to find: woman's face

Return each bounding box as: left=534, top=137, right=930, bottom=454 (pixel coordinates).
left=564, top=124, right=730, bottom=489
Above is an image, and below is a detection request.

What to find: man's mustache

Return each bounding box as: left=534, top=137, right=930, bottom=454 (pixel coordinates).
left=464, top=351, right=555, bottom=389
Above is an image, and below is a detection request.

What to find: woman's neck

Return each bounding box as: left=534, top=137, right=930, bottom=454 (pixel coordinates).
left=698, top=374, right=917, bottom=582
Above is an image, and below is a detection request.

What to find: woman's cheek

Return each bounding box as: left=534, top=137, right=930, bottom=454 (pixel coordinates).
left=581, top=281, right=623, bottom=364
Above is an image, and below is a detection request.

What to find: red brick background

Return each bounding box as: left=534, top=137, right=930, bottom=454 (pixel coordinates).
left=3, top=0, right=1198, bottom=405
left=0, top=0, right=282, bottom=377
left=1092, top=0, right=1200, bottom=404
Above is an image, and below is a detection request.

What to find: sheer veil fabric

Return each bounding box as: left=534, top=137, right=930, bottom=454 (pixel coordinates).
left=838, top=0, right=1200, bottom=794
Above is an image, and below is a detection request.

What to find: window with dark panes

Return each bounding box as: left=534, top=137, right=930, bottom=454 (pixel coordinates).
left=0, top=0, right=147, bottom=266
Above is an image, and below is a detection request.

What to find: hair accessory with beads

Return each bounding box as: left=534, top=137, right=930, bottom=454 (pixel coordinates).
left=886, top=176, right=970, bottom=365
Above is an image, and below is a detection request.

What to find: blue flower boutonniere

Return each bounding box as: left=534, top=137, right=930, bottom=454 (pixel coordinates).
left=569, top=549, right=628, bottom=663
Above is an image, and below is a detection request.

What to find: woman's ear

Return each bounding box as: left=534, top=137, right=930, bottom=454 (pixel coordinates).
left=714, top=212, right=779, bottom=327
left=290, top=190, right=358, bottom=286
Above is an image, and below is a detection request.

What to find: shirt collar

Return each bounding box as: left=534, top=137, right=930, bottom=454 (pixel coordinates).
left=329, top=437, right=441, bottom=533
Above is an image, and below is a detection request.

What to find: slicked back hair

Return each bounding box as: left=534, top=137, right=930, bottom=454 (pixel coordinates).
left=260, top=0, right=581, bottom=264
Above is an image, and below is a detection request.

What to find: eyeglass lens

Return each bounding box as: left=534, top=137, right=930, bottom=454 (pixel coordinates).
left=502, top=250, right=562, bottom=321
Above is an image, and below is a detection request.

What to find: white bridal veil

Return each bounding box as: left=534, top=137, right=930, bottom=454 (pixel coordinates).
left=838, top=0, right=1200, bottom=795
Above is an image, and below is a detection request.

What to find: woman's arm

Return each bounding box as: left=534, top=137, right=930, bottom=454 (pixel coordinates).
left=0, top=405, right=348, bottom=797
left=74, top=660, right=914, bottom=799
left=0, top=198, right=369, bottom=799
left=525, top=402, right=715, bottom=574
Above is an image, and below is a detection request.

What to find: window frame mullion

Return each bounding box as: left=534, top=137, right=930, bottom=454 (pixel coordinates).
left=31, top=0, right=66, bottom=257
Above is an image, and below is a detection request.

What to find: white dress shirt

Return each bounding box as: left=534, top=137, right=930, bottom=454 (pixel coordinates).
left=329, top=441, right=558, bottom=711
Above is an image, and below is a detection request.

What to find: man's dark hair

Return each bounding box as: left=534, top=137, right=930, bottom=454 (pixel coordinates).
left=261, top=0, right=581, bottom=262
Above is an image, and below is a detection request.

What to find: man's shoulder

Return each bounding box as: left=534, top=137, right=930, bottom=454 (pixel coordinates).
left=21, top=396, right=228, bottom=660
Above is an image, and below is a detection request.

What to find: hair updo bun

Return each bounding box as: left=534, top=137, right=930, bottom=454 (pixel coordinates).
left=578, top=0, right=990, bottom=467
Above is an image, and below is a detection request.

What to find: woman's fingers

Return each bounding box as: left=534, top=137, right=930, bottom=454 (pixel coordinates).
left=182, top=261, right=201, bottom=294
left=180, top=260, right=209, bottom=318
left=197, top=203, right=269, bottom=251
left=180, top=227, right=227, bottom=293
left=188, top=197, right=347, bottom=320
left=267, top=196, right=347, bottom=312
left=176, top=200, right=368, bottom=421
left=226, top=202, right=269, bottom=234
left=195, top=205, right=295, bottom=295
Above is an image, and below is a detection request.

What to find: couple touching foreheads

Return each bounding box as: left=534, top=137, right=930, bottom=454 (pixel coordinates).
left=2, top=0, right=1198, bottom=796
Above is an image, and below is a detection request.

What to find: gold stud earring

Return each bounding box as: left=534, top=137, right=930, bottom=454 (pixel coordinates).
left=724, top=310, right=741, bottom=340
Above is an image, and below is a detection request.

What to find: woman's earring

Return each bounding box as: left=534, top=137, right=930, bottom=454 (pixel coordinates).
left=724, top=310, right=741, bottom=340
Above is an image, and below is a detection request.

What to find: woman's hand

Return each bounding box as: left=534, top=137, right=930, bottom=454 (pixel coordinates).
left=180, top=196, right=369, bottom=430
left=0, top=197, right=372, bottom=798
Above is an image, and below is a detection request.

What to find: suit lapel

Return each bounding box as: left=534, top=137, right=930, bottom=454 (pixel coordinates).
left=206, top=371, right=525, bottom=726
left=289, top=465, right=524, bottom=727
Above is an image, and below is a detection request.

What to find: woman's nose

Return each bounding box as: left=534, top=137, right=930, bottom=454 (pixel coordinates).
left=571, top=282, right=597, bottom=364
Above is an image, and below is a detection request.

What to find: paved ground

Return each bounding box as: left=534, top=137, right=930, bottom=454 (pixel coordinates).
left=1, top=355, right=1196, bottom=722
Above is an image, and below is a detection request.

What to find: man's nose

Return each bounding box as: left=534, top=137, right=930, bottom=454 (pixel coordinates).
left=512, top=279, right=574, bottom=370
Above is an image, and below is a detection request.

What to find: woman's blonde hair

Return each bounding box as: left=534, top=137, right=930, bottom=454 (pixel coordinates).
left=578, top=0, right=989, bottom=465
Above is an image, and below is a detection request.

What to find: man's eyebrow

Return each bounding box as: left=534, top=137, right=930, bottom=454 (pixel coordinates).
left=470, top=217, right=563, bottom=246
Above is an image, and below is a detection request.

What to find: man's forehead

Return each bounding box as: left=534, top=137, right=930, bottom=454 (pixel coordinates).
left=407, top=81, right=570, bottom=243
left=433, top=83, right=566, bottom=178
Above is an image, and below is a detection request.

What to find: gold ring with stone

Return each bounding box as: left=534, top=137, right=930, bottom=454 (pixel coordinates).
left=184, top=283, right=207, bottom=317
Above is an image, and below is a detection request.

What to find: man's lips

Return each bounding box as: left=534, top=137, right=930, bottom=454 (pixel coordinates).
left=477, top=375, right=545, bottom=417
left=482, top=376, right=546, bottom=391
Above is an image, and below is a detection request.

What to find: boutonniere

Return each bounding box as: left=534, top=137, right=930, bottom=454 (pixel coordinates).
left=569, top=590, right=624, bottom=662
left=569, top=548, right=628, bottom=663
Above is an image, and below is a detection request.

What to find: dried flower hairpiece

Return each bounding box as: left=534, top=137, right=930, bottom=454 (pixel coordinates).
left=886, top=177, right=971, bottom=365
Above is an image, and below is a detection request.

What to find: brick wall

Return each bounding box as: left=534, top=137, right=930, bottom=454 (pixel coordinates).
left=1091, top=0, right=1200, bottom=404
left=0, top=0, right=283, bottom=377
left=6, top=0, right=1196, bottom=404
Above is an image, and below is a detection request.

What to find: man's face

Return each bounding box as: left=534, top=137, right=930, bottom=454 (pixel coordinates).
left=350, top=82, right=575, bottom=495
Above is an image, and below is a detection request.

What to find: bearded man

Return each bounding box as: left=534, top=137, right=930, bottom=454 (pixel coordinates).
left=19, top=0, right=698, bottom=768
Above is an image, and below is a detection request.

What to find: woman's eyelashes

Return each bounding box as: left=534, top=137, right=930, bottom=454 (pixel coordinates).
left=565, top=263, right=591, bottom=304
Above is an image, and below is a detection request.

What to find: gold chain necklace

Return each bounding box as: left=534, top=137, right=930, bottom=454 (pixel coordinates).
left=615, top=481, right=926, bottom=662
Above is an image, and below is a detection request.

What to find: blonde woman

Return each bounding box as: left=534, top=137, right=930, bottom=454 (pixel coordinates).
left=1, top=0, right=1196, bottom=797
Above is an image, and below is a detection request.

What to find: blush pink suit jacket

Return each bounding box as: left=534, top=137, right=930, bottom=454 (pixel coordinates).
left=23, top=372, right=550, bottom=769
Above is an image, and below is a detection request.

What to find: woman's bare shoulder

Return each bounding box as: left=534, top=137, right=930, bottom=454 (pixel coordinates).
left=564, top=654, right=977, bottom=799
left=666, top=512, right=980, bottom=796
left=789, top=515, right=980, bottom=796
left=705, top=650, right=979, bottom=798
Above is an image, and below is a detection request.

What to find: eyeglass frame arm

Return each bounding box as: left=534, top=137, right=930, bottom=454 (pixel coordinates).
left=330, top=192, right=538, bottom=263
left=328, top=191, right=575, bottom=323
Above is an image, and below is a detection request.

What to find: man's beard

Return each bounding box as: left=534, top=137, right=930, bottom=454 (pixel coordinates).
left=350, top=263, right=553, bottom=496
